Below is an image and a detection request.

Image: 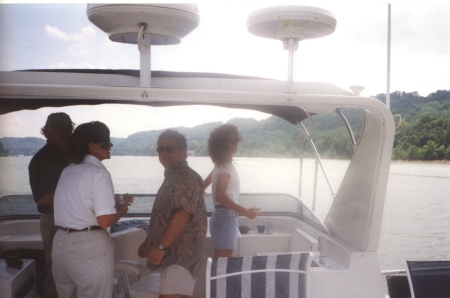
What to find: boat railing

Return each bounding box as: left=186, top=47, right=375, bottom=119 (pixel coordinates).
left=382, top=269, right=407, bottom=277
left=297, top=108, right=365, bottom=213
left=335, top=109, right=358, bottom=151
left=298, top=121, right=336, bottom=212
left=0, top=192, right=329, bottom=234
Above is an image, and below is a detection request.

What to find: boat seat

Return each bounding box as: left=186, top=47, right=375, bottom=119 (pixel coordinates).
left=114, top=261, right=160, bottom=298
left=111, top=227, right=147, bottom=265
left=406, top=260, right=450, bottom=298
left=206, top=252, right=312, bottom=298
left=110, top=227, right=160, bottom=298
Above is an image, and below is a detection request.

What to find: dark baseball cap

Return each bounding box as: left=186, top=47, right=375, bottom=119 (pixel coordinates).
left=45, top=112, right=75, bottom=131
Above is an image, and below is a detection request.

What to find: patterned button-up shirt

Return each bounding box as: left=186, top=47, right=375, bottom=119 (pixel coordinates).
left=147, top=160, right=207, bottom=278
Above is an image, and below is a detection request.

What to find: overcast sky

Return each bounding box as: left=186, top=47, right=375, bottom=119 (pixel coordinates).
left=1, top=1, right=449, bottom=138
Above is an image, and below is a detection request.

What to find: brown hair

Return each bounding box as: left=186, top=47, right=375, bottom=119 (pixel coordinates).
left=207, top=124, right=241, bottom=166
left=41, top=112, right=75, bottom=138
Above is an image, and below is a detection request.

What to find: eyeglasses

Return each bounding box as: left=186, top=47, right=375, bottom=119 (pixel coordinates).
left=101, top=141, right=112, bottom=149
left=156, top=146, right=179, bottom=154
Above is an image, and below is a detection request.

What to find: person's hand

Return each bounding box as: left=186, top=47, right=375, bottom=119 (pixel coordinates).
left=124, top=193, right=134, bottom=205
left=115, top=201, right=128, bottom=214
left=245, top=208, right=261, bottom=219
left=115, top=193, right=133, bottom=214
left=245, top=208, right=261, bottom=220
left=147, top=246, right=166, bottom=266
left=137, top=239, right=150, bottom=258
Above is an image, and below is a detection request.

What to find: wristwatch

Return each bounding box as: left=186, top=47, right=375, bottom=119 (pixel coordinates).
left=158, top=243, right=167, bottom=251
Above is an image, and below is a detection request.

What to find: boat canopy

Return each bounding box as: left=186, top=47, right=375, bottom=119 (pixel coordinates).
left=0, top=68, right=395, bottom=252
left=0, top=69, right=351, bottom=123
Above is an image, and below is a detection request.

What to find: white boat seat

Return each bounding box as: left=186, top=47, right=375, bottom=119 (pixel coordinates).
left=206, top=252, right=312, bottom=298
left=110, top=227, right=161, bottom=297
left=113, top=261, right=160, bottom=298
left=129, top=272, right=160, bottom=298
left=406, top=260, right=450, bottom=298
left=110, top=227, right=148, bottom=265
left=115, top=260, right=146, bottom=279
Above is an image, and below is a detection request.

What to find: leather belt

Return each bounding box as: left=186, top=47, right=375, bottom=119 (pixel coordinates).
left=214, top=205, right=227, bottom=209
left=60, top=226, right=103, bottom=233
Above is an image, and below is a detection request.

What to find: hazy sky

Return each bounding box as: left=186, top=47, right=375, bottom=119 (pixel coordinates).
left=1, top=1, right=449, bottom=138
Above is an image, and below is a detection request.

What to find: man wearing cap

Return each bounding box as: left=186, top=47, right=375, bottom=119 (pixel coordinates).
left=28, top=112, right=74, bottom=298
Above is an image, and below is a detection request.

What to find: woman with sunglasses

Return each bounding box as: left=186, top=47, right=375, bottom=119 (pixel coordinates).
left=205, top=124, right=260, bottom=258
left=52, top=121, right=133, bottom=298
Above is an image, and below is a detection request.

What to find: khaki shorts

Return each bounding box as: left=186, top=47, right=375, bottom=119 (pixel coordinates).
left=159, top=265, right=196, bottom=296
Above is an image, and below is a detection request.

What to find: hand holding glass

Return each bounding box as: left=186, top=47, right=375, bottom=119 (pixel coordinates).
left=246, top=207, right=261, bottom=220
left=114, top=193, right=134, bottom=206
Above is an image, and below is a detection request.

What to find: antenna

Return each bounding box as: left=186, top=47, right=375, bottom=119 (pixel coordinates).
left=87, top=4, right=200, bottom=87
left=350, top=85, right=365, bottom=96
left=386, top=4, right=391, bottom=109
left=247, top=6, right=336, bottom=94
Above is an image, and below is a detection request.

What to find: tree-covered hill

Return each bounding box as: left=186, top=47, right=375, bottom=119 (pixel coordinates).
left=108, top=112, right=363, bottom=159
left=0, top=141, right=8, bottom=157
left=375, top=90, right=450, bottom=160
left=0, top=137, right=125, bottom=157
left=0, top=137, right=46, bottom=156
left=1, top=90, right=449, bottom=160
left=109, top=90, right=450, bottom=160
left=111, top=122, right=221, bottom=156
left=375, top=90, right=450, bottom=122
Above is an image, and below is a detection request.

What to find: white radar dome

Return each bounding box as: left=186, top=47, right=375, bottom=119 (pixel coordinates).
left=247, top=6, right=336, bottom=42
left=87, top=4, right=200, bottom=45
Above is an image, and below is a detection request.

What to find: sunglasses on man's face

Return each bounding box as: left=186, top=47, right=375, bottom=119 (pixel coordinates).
left=156, top=146, right=179, bottom=154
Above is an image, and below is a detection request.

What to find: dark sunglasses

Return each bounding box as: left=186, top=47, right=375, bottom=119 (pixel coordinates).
left=101, top=141, right=112, bottom=149
left=156, top=146, right=179, bottom=154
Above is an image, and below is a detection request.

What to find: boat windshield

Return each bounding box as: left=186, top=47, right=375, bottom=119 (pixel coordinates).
left=0, top=103, right=366, bottom=235
left=0, top=193, right=324, bottom=230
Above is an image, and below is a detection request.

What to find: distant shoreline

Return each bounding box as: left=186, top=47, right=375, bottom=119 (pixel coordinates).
left=391, top=159, right=449, bottom=164
left=1, top=155, right=448, bottom=164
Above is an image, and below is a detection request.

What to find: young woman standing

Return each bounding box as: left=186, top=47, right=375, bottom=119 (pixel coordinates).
left=205, top=124, right=260, bottom=258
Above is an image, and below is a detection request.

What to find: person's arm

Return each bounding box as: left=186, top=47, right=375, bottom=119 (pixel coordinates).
left=147, top=209, right=191, bottom=266
left=96, top=194, right=133, bottom=229
left=96, top=208, right=127, bottom=229
left=215, top=173, right=260, bottom=219
left=36, top=192, right=55, bottom=205
left=138, top=235, right=150, bottom=258
left=204, top=171, right=212, bottom=189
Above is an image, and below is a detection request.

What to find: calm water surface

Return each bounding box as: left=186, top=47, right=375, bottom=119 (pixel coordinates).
left=1, top=156, right=449, bottom=270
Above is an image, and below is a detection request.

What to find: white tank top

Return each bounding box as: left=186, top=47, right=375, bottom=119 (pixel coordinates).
left=211, top=162, right=240, bottom=205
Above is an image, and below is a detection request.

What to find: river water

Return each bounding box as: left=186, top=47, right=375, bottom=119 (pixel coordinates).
left=1, top=156, right=449, bottom=270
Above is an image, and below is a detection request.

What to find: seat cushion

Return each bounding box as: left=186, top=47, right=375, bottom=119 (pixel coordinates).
left=110, top=228, right=147, bottom=264
left=130, top=272, right=160, bottom=298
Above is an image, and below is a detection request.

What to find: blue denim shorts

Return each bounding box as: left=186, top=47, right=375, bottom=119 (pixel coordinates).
left=210, top=208, right=238, bottom=250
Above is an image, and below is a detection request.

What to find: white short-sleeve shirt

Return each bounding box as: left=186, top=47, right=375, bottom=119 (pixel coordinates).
left=54, top=154, right=116, bottom=229
left=211, top=162, right=240, bottom=206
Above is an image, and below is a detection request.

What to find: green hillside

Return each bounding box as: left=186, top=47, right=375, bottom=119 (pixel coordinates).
left=375, top=90, right=450, bottom=160
left=1, top=90, right=449, bottom=160
left=0, top=141, right=8, bottom=156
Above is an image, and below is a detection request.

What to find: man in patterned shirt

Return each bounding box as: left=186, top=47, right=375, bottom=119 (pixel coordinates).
left=138, top=129, right=206, bottom=298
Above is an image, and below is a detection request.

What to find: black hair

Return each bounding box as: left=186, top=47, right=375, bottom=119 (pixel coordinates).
left=157, top=129, right=187, bottom=150
left=66, top=121, right=110, bottom=164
